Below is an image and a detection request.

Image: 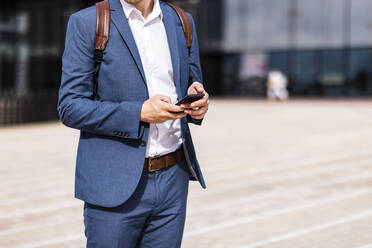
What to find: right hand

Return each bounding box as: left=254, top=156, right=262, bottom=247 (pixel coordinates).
left=140, top=95, right=186, bottom=124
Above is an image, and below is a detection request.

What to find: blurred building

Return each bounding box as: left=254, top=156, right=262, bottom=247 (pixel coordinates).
left=0, top=0, right=98, bottom=125
left=194, top=0, right=372, bottom=97
left=0, top=0, right=371, bottom=125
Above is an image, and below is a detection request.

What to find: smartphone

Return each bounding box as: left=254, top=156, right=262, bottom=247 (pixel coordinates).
left=176, top=94, right=205, bottom=106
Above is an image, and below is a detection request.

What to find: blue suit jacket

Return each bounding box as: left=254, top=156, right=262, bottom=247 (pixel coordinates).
left=58, top=0, right=206, bottom=208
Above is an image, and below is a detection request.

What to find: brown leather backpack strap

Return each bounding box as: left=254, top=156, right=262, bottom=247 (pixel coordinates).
left=166, top=3, right=193, bottom=49
left=95, top=0, right=110, bottom=51
left=93, top=0, right=110, bottom=98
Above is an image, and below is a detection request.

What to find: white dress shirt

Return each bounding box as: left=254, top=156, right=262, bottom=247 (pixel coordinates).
left=120, top=0, right=183, bottom=158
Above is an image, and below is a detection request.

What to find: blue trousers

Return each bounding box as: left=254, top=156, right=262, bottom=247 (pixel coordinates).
left=83, top=160, right=190, bottom=248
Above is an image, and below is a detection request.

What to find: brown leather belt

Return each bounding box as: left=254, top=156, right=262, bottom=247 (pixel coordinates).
left=144, top=148, right=185, bottom=172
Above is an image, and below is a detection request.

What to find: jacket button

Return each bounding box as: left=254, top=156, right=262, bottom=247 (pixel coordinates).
left=140, top=141, right=146, bottom=147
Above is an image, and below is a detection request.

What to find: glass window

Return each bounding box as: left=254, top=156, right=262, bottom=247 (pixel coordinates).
left=222, top=0, right=289, bottom=51
left=259, top=0, right=289, bottom=49
left=222, top=0, right=250, bottom=51
left=320, top=50, right=345, bottom=96
left=293, top=51, right=316, bottom=85
left=291, top=50, right=320, bottom=95
left=198, top=0, right=223, bottom=51
left=0, top=0, right=90, bottom=95
left=268, top=51, right=289, bottom=75
left=349, top=49, right=372, bottom=96
left=297, top=0, right=344, bottom=49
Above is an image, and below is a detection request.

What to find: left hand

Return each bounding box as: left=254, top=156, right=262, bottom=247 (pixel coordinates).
left=181, top=82, right=210, bottom=120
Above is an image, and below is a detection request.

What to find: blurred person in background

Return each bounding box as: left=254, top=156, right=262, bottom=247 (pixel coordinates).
left=57, top=0, right=209, bottom=247
left=266, top=70, right=289, bottom=101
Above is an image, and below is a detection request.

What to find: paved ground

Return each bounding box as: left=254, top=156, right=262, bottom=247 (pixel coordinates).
left=1, top=99, right=372, bottom=248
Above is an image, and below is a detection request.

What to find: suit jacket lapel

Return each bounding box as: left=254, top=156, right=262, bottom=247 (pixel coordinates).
left=161, top=3, right=182, bottom=99
left=109, top=0, right=147, bottom=86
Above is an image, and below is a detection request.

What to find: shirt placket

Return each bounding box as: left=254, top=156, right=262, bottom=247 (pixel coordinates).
left=143, top=21, right=161, bottom=157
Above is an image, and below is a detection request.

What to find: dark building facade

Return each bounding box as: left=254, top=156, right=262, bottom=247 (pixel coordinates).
left=0, top=0, right=100, bottom=125
left=0, top=0, right=371, bottom=125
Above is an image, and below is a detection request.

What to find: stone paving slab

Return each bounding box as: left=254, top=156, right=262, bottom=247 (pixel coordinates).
left=1, top=100, right=372, bottom=248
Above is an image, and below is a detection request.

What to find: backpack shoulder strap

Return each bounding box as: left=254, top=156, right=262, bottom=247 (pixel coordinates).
left=166, top=3, right=193, bottom=49
left=166, top=3, right=195, bottom=85
left=95, top=0, right=110, bottom=51
left=94, top=0, right=110, bottom=97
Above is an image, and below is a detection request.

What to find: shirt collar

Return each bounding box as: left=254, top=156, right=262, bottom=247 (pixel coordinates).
left=120, top=0, right=163, bottom=21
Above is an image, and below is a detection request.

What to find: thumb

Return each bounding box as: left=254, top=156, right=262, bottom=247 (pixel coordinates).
left=192, top=82, right=204, bottom=93
left=188, top=87, right=198, bottom=94
left=196, top=86, right=205, bottom=93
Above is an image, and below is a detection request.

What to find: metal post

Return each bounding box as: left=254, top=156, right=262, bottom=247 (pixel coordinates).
left=287, top=0, right=299, bottom=92
left=343, top=0, right=351, bottom=95
left=287, top=0, right=298, bottom=50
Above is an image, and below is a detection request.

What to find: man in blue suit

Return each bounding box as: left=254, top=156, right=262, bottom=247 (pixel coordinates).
left=58, top=0, right=209, bottom=247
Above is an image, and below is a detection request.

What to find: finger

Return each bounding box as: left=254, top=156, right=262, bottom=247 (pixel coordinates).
left=195, top=86, right=205, bottom=93
left=185, top=107, right=200, bottom=111
left=191, top=81, right=203, bottom=88
left=181, top=98, right=207, bottom=109
left=189, top=86, right=205, bottom=94
left=192, top=94, right=210, bottom=108
left=180, top=103, right=193, bottom=109
left=182, top=107, right=200, bottom=112
left=157, top=95, right=172, bottom=103
left=187, top=87, right=198, bottom=94
left=189, top=98, right=208, bottom=108
left=188, top=82, right=204, bottom=94
left=191, top=82, right=205, bottom=93
left=162, top=102, right=185, bottom=113
left=185, top=106, right=207, bottom=116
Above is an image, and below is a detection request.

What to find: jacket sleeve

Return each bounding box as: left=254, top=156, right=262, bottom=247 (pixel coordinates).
left=187, top=13, right=204, bottom=126
left=57, top=13, right=145, bottom=140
